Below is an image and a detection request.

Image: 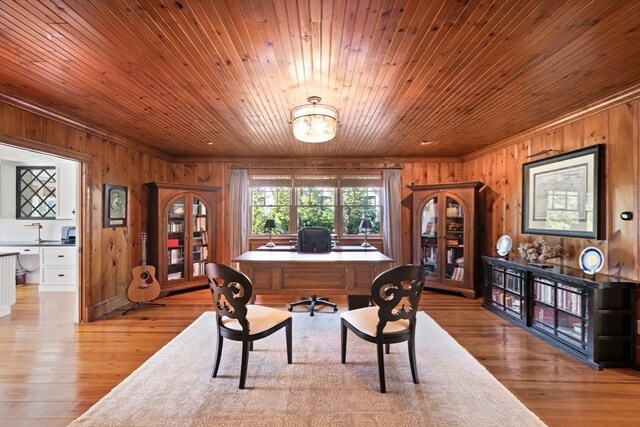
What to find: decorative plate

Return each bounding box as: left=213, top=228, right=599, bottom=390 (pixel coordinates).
left=579, top=247, right=604, bottom=274
left=496, top=235, right=512, bottom=257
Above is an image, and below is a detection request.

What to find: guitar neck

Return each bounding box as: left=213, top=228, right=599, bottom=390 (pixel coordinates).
left=140, top=233, right=148, bottom=271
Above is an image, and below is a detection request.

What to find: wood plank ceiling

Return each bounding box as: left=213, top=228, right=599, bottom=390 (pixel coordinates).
left=1, top=0, right=640, bottom=159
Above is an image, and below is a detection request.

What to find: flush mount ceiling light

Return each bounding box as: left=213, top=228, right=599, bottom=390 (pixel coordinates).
left=290, top=96, right=338, bottom=143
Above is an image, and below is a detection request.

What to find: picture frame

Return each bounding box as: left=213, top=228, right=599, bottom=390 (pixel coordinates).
left=522, top=144, right=603, bottom=239
left=103, top=184, right=128, bottom=227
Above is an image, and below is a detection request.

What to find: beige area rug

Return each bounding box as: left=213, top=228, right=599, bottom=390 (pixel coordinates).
left=69, top=311, right=545, bottom=426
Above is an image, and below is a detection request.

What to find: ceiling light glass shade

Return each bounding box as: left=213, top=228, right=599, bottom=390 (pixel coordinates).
left=290, top=96, right=338, bottom=143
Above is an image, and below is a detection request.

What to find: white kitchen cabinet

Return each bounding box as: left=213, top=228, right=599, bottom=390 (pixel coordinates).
left=0, top=161, right=17, bottom=219
left=39, top=246, right=76, bottom=291
left=56, top=164, right=77, bottom=219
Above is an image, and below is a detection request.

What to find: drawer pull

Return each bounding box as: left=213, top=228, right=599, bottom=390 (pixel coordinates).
left=58, top=255, right=65, bottom=258
left=58, top=274, right=65, bottom=277
left=24, top=249, right=31, bottom=252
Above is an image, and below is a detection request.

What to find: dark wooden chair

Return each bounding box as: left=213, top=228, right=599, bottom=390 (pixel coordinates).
left=340, top=265, right=426, bottom=393
left=206, top=262, right=292, bottom=389
left=288, top=226, right=338, bottom=316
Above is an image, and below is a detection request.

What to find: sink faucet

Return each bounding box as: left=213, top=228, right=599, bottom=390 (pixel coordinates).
left=24, top=222, right=43, bottom=242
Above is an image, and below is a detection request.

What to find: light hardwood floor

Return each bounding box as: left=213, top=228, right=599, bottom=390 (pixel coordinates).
left=1, top=284, right=639, bottom=426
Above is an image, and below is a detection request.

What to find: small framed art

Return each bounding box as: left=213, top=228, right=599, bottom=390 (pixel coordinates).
left=103, top=184, right=128, bottom=227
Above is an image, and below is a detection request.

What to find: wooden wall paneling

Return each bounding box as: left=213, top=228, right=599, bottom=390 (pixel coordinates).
left=19, top=108, right=48, bottom=142
left=503, top=144, right=520, bottom=244
left=400, top=164, right=416, bottom=265
left=607, top=102, right=638, bottom=279
left=45, top=120, right=69, bottom=148
left=181, top=162, right=198, bottom=185
left=195, top=162, right=212, bottom=185
left=582, top=111, right=609, bottom=272
left=211, top=163, right=226, bottom=264
left=166, top=162, right=183, bottom=183
left=488, top=148, right=507, bottom=257
left=442, top=162, right=461, bottom=183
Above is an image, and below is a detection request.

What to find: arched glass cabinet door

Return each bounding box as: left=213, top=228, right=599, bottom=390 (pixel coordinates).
left=191, top=196, right=209, bottom=277
left=167, top=197, right=186, bottom=282
left=444, top=196, right=465, bottom=282
left=420, top=196, right=439, bottom=278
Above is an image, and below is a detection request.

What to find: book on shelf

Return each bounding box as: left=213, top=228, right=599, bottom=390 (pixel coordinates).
left=451, top=267, right=464, bottom=281
left=194, top=216, right=207, bottom=232
left=192, top=262, right=206, bottom=276
left=533, top=306, right=555, bottom=323
left=168, top=222, right=184, bottom=232
left=168, top=248, right=184, bottom=265
left=167, top=272, right=183, bottom=280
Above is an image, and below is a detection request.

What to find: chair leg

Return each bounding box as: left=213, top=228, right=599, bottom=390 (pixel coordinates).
left=385, top=343, right=390, bottom=354
left=377, top=341, right=386, bottom=393
left=212, top=334, right=224, bottom=378
left=239, top=340, right=250, bottom=389
left=286, top=318, right=292, bottom=364
left=341, top=321, right=347, bottom=363
left=408, top=337, right=419, bottom=384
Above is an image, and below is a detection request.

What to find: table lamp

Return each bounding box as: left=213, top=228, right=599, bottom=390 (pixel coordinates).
left=359, top=218, right=373, bottom=247
left=264, top=219, right=276, bottom=247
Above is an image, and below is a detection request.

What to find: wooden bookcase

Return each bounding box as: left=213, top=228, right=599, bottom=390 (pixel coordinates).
left=482, top=256, right=637, bottom=370
left=409, top=182, right=482, bottom=298
left=145, top=182, right=219, bottom=292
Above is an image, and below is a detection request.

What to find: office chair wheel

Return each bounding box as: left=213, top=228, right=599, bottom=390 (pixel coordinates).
left=288, top=306, right=293, bottom=312
left=333, top=306, right=338, bottom=312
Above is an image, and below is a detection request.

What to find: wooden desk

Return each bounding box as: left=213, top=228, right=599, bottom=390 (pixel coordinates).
left=232, top=250, right=394, bottom=296
left=256, top=245, right=379, bottom=252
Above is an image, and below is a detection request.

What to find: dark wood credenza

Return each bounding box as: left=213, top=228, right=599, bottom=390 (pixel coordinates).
left=482, top=256, right=637, bottom=370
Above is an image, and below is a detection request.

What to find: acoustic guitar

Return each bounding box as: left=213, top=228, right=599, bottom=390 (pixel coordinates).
left=128, top=232, right=161, bottom=303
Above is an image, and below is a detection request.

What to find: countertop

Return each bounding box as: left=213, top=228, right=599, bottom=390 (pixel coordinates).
left=0, top=240, right=76, bottom=247
left=0, top=251, right=20, bottom=258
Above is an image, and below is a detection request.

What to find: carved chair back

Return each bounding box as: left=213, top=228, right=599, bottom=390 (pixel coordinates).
left=206, top=263, right=253, bottom=334
left=370, top=265, right=425, bottom=337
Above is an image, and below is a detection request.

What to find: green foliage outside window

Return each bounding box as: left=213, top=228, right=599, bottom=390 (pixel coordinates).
left=250, top=181, right=382, bottom=237
left=342, top=187, right=381, bottom=234
left=251, top=187, right=290, bottom=234
left=297, top=187, right=335, bottom=231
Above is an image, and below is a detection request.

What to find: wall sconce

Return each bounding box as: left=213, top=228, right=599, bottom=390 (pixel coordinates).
left=264, top=219, right=276, bottom=247
left=359, top=218, right=373, bottom=247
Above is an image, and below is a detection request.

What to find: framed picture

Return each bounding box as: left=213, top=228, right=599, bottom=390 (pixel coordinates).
left=103, top=184, right=128, bottom=227
left=522, top=144, right=603, bottom=239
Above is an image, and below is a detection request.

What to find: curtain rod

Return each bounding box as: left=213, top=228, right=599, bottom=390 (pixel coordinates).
left=228, top=165, right=403, bottom=170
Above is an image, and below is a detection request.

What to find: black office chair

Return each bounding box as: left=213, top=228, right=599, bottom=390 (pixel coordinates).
left=288, top=227, right=339, bottom=316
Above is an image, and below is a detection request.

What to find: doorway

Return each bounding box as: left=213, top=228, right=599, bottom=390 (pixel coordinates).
left=0, top=142, right=81, bottom=322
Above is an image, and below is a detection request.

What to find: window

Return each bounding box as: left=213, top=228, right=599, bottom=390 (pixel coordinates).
left=296, top=187, right=335, bottom=230
left=250, top=176, right=292, bottom=235
left=16, top=166, right=56, bottom=219
left=249, top=172, right=382, bottom=238
left=341, top=187, right=381, bottom=235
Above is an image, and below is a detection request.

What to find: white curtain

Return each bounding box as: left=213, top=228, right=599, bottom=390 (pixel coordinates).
left=229, top=169, right=250, bottom=261
left=382, top=169, right=402, bottom=265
